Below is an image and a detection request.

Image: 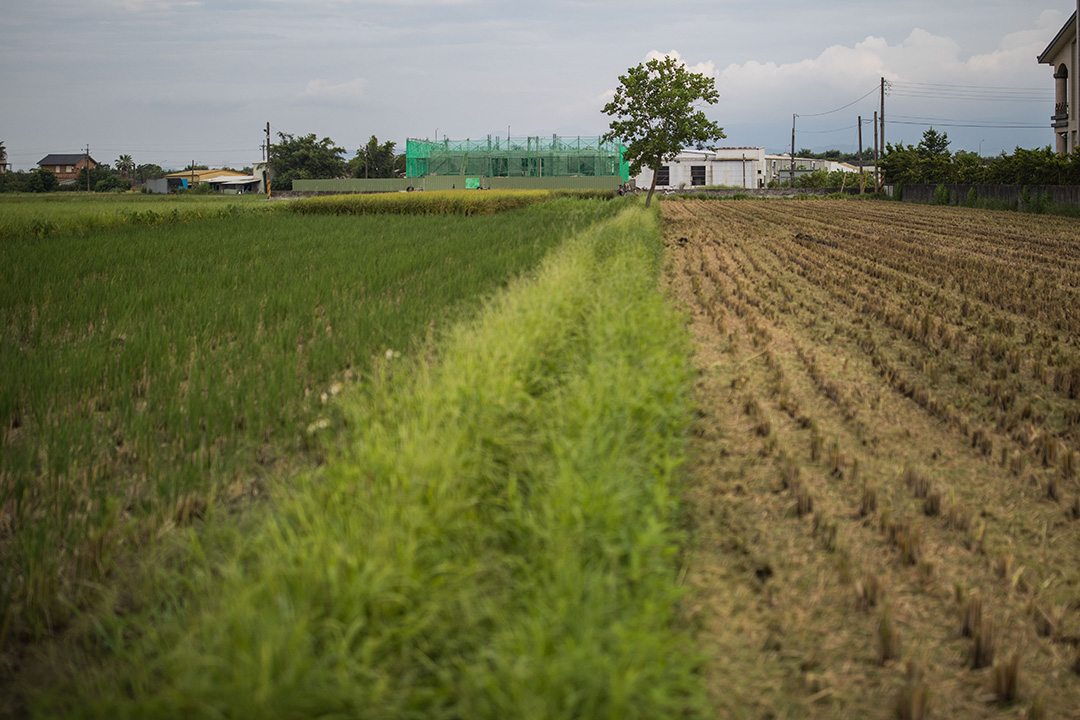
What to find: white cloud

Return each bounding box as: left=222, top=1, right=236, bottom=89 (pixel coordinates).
left=299, top=78, right=369, bottom=104
left=717, top=25, right=1052, bottom=118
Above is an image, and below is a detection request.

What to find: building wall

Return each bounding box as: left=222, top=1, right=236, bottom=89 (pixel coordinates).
left=635, top=149, right=766, bottom=190
left=41, top=157, right=96, bottom=182
left=1044, top=39, right=1078, bottom=153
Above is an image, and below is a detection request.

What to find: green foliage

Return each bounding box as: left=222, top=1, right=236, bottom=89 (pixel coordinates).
left=917, top=127, right=951, bottom=158
left=26, top=168, right=59, bottom=193
left=114, top=154, right=134, bottom=180
left=134, top=163, right=165, bottom=183
left=603, top=55, right=725, bottom=206
left=348, top=135, right=404, bottom=178
left=793, top=168, right=863, bottom=189
left=270, top=132, right=347, bottom=190
left=882, top=139, right=1080, bottom=186
left=933, top=184, right=951, bottom=205
left=25, top=204, right=704, bottom=719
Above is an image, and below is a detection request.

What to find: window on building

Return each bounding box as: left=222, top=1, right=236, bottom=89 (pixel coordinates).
left=691, top=165, right=706, bottom=186
left=656, top=166, right=670, bottom=185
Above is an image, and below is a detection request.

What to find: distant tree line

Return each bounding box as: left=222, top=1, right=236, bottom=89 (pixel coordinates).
left=0, top=133, right=405, bottom=193
left=881, top=128, right=1080, bottom=186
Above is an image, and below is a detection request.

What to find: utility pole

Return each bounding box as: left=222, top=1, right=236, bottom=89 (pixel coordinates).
left=874, top=111, right=879, bottom=188
left=85, top=144, right=91, bottom=192
left=858, top=116, right=864, bottom=194
left=791, top=114, right=797, bottom=188
left=265, top=122, right=272, bottom=199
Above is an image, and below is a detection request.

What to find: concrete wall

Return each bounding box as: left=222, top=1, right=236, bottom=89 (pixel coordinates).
left=665, top=186, right=893, bottom=199
left=901, top=183, right=1080, bottom=206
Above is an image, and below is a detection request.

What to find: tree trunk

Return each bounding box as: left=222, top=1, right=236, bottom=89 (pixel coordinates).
left=644, top=156, right=661, bottom=208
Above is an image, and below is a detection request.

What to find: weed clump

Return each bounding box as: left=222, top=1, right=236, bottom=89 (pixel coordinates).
left=993, top=652, right=1021, bottom=704
left=879, top=606, right=902, bottom=664
left=973, top=616, right=996, bottom=670
left=961, top=592, right=982, bottom=638
left=856, top=572, right=885, bottom=611
left=895, top=659, right=930, bottom=720
left=859, top=484, right=878, bottom=517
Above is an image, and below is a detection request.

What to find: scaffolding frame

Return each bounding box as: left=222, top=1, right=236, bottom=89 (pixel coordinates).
left=406, top=136, right=628, bottom=181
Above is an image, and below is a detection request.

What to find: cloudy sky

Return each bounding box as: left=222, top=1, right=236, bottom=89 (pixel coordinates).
left=0, top=0, right=1073, bottom=171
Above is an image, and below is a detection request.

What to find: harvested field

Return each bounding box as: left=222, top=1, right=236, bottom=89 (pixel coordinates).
left=664, top=199, right=1080, bottom=718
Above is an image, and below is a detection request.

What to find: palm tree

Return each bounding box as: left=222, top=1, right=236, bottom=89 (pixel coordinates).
left=115, top=154, right=134, bottom=180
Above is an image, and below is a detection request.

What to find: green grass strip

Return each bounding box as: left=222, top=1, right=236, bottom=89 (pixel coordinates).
left=28, top=204, right=704, bottom=718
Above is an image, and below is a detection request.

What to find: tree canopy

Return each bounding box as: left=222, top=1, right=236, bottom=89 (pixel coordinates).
left=270, top=132, right=346, bottom=190
left=602, top=55, right=725, bottom=206
left=348, top=136, right=403, bottom=179
left=114, top=154, right=135, bottom=180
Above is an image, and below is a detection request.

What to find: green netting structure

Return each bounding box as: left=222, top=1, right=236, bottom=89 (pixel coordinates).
left=406, top=136, right=629, bottom=181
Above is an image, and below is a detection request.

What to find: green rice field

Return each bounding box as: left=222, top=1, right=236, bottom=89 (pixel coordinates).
left=1, top=193, right=625, bottom=651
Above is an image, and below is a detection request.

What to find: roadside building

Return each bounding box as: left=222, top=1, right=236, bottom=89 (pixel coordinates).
left=1038, top=8, right=1080, bottom=154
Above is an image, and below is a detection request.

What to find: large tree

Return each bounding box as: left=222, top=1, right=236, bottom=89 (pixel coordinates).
left=602, top=55, right=725, bottom=207
left=349, top=136, right=403, bottom=179
left=270, top=132, right=346, bottom=190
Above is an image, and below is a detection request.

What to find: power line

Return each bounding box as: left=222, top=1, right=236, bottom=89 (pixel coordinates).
left=799, top=85, right=880, bottom=118
left=889, top=80, right=1047, bottom=102
left=889, top=119, right=1044, bottom=129
left=799, top=123, right=859, bottom=135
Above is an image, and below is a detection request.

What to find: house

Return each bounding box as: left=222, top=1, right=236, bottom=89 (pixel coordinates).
left=205, top=174, right=260, bottom=194
left=634, top=148, right=767, bottom=190
left=1038, top=8, right=1080, bottom=154
left=37, top=153, right=98, bottom=183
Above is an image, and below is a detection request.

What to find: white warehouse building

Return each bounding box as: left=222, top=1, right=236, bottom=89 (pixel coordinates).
left=634, top=147, right=767, bottom=190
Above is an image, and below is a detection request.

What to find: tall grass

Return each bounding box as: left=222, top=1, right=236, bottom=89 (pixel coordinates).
left=24, top=204, right=705, bottom=719
left=1, top=197, right=621, bottom=650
